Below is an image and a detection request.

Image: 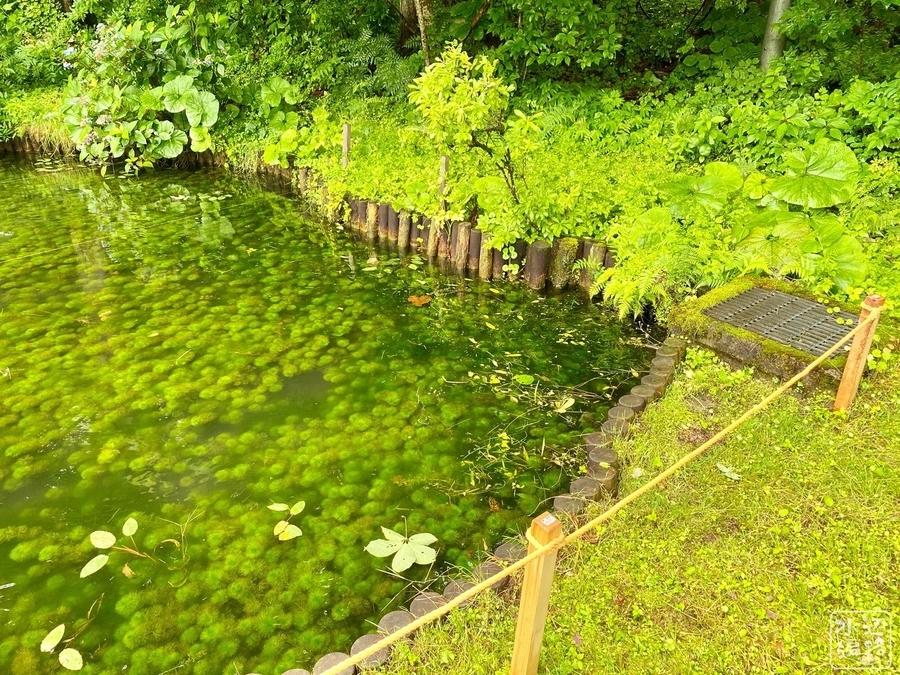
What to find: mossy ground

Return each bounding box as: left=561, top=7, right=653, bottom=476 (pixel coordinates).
left=373, top=335, right=900, bottom=675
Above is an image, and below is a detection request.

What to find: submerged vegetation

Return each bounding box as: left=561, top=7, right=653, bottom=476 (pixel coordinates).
left=0, top=158, right=650, bottom=673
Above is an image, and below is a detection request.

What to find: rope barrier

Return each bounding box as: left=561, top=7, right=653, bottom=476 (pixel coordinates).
left=317, top=306, right=883, bottom=675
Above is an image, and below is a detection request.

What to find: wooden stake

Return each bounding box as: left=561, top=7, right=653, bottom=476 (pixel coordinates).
left=454, top=222, right=471, bottom=274
left=366, top=202, right=378, bottom=242
left=342, top=123, right=351, bottom=167
left=398, top=211, right=411, bottom=252
left=478, top=234, right=493, bottom=281
left=510, top=513, right=561, bottom=675
left=833, top=295, right=885, bottom=411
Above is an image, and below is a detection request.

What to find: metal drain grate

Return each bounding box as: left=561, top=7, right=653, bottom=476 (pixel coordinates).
left=703, top=288, right=857, bottom=357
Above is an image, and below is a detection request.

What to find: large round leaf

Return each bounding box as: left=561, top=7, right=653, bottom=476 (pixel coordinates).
left=769, top=140, right=859, bottom=209
left=184, top=91, right=219, bottom=128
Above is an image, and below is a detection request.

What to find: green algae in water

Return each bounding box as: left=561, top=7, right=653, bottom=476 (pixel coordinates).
left=0, top=156, right=652, bottom=675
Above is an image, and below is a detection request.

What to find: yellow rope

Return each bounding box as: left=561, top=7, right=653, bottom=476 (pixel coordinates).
left=317, top=307, right=883, bottom=675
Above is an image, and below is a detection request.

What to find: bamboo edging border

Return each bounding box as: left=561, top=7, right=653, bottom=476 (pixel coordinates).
left=316, top=300, right=885, bottom=675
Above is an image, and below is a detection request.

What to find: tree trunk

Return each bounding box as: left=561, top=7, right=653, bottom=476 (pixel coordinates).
left=399, top=0, right=418, bottom=47
left=412, top=0, right=433, bottom=65
left=759, top=0, right=792, bottom=70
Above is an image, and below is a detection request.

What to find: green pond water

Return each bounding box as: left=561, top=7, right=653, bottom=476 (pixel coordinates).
left=0, top=156, right=652, bottom=675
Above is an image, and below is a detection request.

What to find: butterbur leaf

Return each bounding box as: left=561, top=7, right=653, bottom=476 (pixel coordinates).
left=40, top=624, right=65, bottom=653
left=381, top=527, right=406, bottom=542
left=80, top=554, right=110, bottom=578
left=59, top=648, right=83, bottom=671
left=290, top=501, right=305, bottom=515
left=278, top=524, right=302, bottom=541
left=273, top=520, right=289, bottom=536
left=122, top=518, right=138, bottom=537
left=364, top=538, right=404, bottom=557
left=769, top=140, right=859, bottom=208
left=267, top=503, right=289, bottom=512
left=90, top=531, right=117, bottom=549
left=408, top=532, right=437, bottom=546
left=716, top=463, right=741, bottom=481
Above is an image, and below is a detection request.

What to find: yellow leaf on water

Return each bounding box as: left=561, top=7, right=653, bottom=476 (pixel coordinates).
left=122, top=564, right=135, bottom=579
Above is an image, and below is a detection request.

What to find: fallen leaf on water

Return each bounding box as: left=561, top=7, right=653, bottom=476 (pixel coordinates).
left=121, top=564, right=135, bottom=579
left=408, top=295, right=432, bottom=307
left=98, top=310, right=112, bottom=321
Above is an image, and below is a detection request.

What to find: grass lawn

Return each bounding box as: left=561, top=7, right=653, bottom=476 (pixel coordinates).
left=374, top=329, right=899, bottom=675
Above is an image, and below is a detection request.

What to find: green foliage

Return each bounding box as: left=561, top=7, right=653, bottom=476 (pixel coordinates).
left=61, top=3, right=233, bottom=169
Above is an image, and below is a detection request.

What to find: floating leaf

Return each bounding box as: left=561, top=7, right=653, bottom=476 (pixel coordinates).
left=555, top=397, right=575, bottom=413
left=121, top=564, right=135, bottom=579
left=267, top=503, right=289, bottom=512
left=59, top=648, right=83, bottom=671
left=277, top=524, right=302, bottom=541
left=290, top=501, right=306, bottom=516
left=40, top=624, right=65, bottom=653
left=408, top=532, right=438, bottom=546
left=273, top=520, right=289, bottom=536
left=381, top=527, right=406, bottom=542
left=716, top=463, right=741, bottom=481
left=408, top=542, right=437, bottom=566
left=89, top=531, right=117, bottom=549
left=364, top=538, right=404, bottom=557
left=407, top=294, right=432, bottom=307
left=513, top=374, right=535, bottom=385
left=80, top=554, right=109, bottom=578
left=122, top=518, right=138, bottom=537
left=391, top=544, right=418, bottom=572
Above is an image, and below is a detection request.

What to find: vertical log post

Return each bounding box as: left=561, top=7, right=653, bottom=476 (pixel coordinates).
left=468, top=228, right=482, bottom=273
left=478, top=235, right=493, bottom=281
left=510, top=512, right=561, bottom=675
left=398, top=211, right=411, bottom=252
left=833, top=295, right=885, bottom=411
left=524, top=241, right=551, bottom=291
left=454, top=222, right=471, bottom=274
left=298, top=167, right=309, bottom=197
left=342, top=123, right=351, bottom=168
left=549, top=237, right=579, bottom=291
left=366, top=202, right=378, bottom=242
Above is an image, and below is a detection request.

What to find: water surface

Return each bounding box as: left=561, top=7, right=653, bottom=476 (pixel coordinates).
left=0, top=157, right=651, bottom=674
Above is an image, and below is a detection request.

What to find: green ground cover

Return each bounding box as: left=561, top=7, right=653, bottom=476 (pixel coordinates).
left=373, top=339, right=899, bottom=674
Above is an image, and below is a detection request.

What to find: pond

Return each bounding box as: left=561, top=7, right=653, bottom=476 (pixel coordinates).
left=0, top=156, right=652, bottom=675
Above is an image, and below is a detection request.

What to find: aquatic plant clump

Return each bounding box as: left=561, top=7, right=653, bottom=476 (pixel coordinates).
left=0, top=157, right=651, bottom=674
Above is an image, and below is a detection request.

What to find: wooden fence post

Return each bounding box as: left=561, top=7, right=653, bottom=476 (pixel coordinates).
left=510, top=512, right=561, bottom=675
left=342, top=123, right=351, bottom=168
left=833, top=295, right=885, bottom=411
